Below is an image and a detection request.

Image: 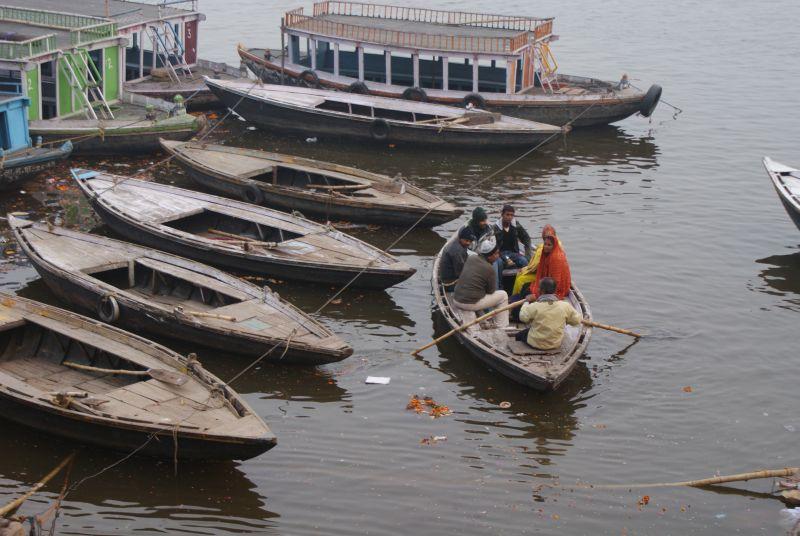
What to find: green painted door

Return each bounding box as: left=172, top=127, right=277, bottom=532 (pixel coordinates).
left=103, top=45, right=120, bottom=101
left=57, top=54, right=75, bottom=116
left=25, top=67, right=40, bottom=120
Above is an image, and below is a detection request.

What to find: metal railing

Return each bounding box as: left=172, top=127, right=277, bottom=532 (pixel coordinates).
left=0, top=5, right=106, bottom=29
left=0, top=34, right=56, bottom=60
left=286, top=9, right=547, bottom=54
left=313, top=1, right=553, bottom=33
left=70, top=21, right=119, bottom=46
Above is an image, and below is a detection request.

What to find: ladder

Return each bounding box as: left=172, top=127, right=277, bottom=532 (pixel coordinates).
left=147, top=21, right=192, bottom=84
left=533, top=42, right=559, bottom=93
left=59, top=51, right=114, bottom=120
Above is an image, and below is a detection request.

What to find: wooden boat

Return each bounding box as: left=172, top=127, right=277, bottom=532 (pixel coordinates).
left=237, top=3, right=661, bottom=127
left=71, top=169, right=415, bottom=289
left=0, top=293, right=275, bottom=460
left=160, top=139, right=463, bottom=226
left=763, top=158, right=800, bottom=231
left=9, top=216, right=352, bottom=365
left=125, top=59, right=246, bottom=110
left=0, top=142, right=72, bottom=191
left=204, top=79, right=566, bottom=148
left=431, top=235, right=592, bottom=391
left=28, top=93, right=206, bottom=155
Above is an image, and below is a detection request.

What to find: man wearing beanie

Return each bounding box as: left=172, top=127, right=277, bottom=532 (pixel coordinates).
left=452, top=235, right=509, bottom=332
left=465, top=207, right=494, bottom=250
left=440, top=226, right=475, bottom=288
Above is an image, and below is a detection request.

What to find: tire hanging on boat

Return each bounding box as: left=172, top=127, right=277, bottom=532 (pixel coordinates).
left=299, top=69, right=320, bottom=88
left=402, top=87, right=427, bottom=102
left=98, top=294, right=120, bottom=323
left=347, top=81, right=370, bottom=94
left=639, top=84, right=662, bottom=117
left=242, top=183, right=264, bottom=205
left=461, top=93, right=487, bottom=110
left=370, top=118, right=391, bottom=141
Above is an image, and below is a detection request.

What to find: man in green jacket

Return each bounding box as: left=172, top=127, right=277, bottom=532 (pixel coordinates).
left=518, top=277, right=582, bottom=350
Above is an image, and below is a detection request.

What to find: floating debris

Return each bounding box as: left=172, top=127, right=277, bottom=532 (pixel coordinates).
left=406, top=394, right=451, bottom=418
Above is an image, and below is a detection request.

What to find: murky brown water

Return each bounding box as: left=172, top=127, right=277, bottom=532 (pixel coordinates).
left=2, top=0, right=800, bottom=534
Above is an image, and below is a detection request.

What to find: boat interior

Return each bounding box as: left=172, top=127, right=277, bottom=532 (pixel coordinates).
left=162, top=209, right=303, bottom=243
left=0, top=316, right=247, bottom=428
left=89, top=257, right=247, bottom=313
left=247, top=164, right=382, bottom=197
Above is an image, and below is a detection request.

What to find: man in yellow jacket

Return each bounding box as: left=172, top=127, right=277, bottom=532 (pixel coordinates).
left=518, top=277, right=582, bottom=350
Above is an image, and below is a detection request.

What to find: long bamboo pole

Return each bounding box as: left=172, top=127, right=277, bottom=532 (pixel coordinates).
left=582, top=319, right=641, bottom=338
left=580, top=467, right=799, bottom=490
left=0, top=452, right=76, bottom=518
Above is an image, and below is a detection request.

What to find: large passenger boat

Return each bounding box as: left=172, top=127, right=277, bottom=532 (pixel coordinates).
left=239, top=2, right=662, bottom=127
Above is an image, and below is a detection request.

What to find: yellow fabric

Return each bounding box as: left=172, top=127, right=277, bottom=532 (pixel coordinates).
left=511, top=239, right=563, bottom=295
left=518, top=299, right=582, bottom=350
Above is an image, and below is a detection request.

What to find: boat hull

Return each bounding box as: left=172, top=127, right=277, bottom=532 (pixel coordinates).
left=29, top=125, right=200, bottom=155
left=0, top=142, right=72, bottom=190
left=0, top=391, right=274, bottom=460
left=177, top=161, right=459, bottom=227
left=206, top=83, right=561, bottom=148
left=84, top=194, right=411, bottom=290
left=240, top=48, right=654, bottom=128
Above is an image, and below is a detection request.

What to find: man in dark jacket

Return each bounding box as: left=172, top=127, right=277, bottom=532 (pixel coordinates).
left=493, top=205, right=532, bottom=268
left=452, top=235, right=509, bottom=333
left=439, top=226, right=475, bottom=287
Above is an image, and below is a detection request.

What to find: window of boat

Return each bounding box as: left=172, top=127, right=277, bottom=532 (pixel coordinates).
left=336, top=43, right=358, bottom=78
left=389, top=52, right=414, bottom=87
left=478, top=58, right=506, bottom=93
left=298, top=38, right=312, bottom=68
left=316, top=40, right=334, bottom=74
left=90, top=262, right=244, bottom=308
left=363, top=48, right=386, bottom=84
left=447, top=57, right=472, bottom=92
left=418, top=55, right=443, bottom=90
left=162, top=209, right=303, bottom=244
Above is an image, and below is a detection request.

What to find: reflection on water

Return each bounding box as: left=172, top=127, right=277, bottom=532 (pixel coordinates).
left=752, top=248, right=800, bottom=310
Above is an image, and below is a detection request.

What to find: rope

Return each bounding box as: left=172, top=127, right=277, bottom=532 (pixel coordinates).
left=311, top=100, right=601, bottom=316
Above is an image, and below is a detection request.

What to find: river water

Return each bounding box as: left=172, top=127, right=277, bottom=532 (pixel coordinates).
left=1, top=0, right=799, bottom=534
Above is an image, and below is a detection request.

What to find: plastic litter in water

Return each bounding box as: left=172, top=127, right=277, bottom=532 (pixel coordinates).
left=305, top=137, right=318, bottom=143
left=365, top=376, right=390, bottom=385
left=784, top=424, right=797, bottom=433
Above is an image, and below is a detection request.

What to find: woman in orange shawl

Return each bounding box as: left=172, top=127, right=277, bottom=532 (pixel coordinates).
left=531, top=225, right=572, bottom=300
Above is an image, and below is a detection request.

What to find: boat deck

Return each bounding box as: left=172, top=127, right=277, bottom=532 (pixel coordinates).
left=315, top=13, right=522, bottom=40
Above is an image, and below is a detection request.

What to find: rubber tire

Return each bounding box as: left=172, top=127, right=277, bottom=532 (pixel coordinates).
left=242, top=183, right=264, bottom=205
left=640, top=84, right=662, bottom=117
left=370, top=118, right=390, bottom=141
left=461, top=93, right=487, bottom=110
left=402, top=87, right=427, bottom=102
left=98, top=295, right=120, bottom=323
left=347, top=81, right=369, bottom=94
left=299, top=69, right=320, bottom=88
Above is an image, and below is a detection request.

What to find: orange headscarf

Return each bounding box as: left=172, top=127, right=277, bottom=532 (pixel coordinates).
left=532, top=225, right=572, bottom=300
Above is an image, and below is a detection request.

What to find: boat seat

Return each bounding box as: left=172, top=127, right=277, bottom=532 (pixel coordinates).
left=506, top=339, right=560, bottom=356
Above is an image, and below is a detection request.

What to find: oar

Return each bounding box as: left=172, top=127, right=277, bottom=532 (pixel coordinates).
left=582, top=319, right=641, bottom=338
left=411, top=300, right=525, bottom=356
left=63, top=361, right=188, bottom=386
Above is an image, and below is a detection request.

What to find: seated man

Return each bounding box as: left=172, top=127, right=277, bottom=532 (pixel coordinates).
left=493, top=204, right=532, bottom=269
left=439, top=226, right=475, bottom=289
left=465, top=207, right=494, bottom=250
left=452, top=236, right=509, bottom=332
left=518, top=277, right=582, bottom=350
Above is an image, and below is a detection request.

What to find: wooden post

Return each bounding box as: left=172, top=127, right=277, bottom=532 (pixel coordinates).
left=310, top=39, right=317, bottom=70
left=333, top=42, right=340, bottom=75
left=442, top=56, right=448, bottom=90
left=506, top=59, right=515, bottom=94
left=472, top=56, right=479, bottom=92
left=357, top=46, right=364, bottom=81
left=385, top=51, right=392, bottom=84
left=412, top=53, right=419, bottom=87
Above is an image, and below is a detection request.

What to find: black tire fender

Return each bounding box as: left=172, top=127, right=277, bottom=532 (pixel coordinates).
left=98, top=294, right=120, bottom=323
left=461, top=93, right=487, bottom=110
left=640, top=84, right=662, bottom=117
left=299, top=69, right=320, bottom=88
left=347, top=81, right=370, bottom=94
left=370, top=118, right=390, bottom=141
left=402, top=87, right=427, bottom=102
left=242, top=183, right=264, bottom=205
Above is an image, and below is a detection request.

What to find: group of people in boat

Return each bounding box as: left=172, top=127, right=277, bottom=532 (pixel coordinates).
left=440, top=206, right=582, bottom=351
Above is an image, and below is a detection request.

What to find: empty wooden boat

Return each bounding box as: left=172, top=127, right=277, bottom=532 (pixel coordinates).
left=71, top=169, right=415, bottom=289
left=160, top=139, right=462, bottom=226
left=9, top=216, right=352, bottom=365
left=0, top=293, right=275, bottom=460
left=763, top=157, right=800, bottom=231
left=204, top=78, right=566, bottom=148
left=431, top=235, right=592, bottom=391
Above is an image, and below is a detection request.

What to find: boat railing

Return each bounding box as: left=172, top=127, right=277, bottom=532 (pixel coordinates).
left=70, top=21, right=119, bottom=47
left=0, top=5, right=107, bottom=30
left=285, top=8, right=546, bottom=54
left=313, top=1, right=552, bottom=33
left=0, top=34, right=56, bottom=60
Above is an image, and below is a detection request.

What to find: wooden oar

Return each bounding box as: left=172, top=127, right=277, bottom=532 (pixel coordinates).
left=411, top=300, right=525, bottom=356
left=63, top=361, right=188, bottom=386
left=0, top=452, right=76, bottom=517
left=582, top=319, right=641, bottom=338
